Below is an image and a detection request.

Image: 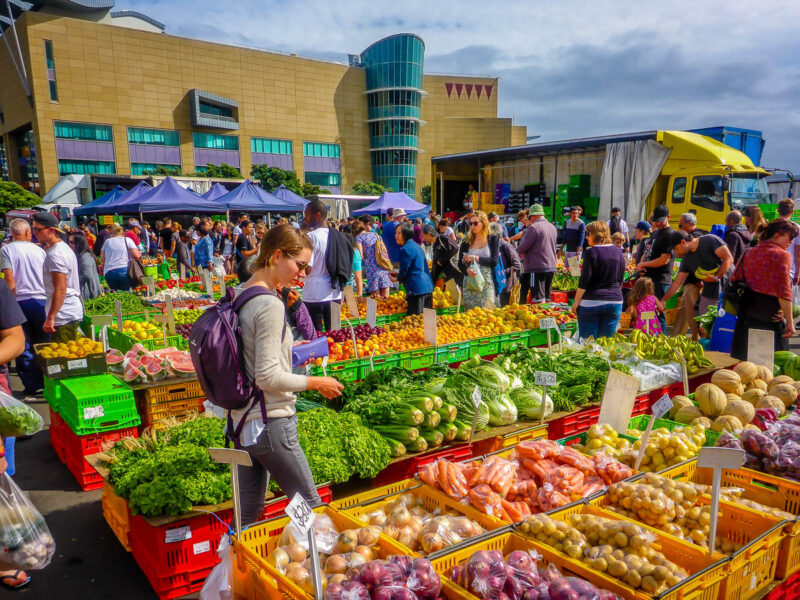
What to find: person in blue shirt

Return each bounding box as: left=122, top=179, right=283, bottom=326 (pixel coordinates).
left=392, top=221, right=434, bottom=315
left=381, top=208, right=405, bottom=266
left=193, top=224, right=215, bottom=273
left=562, top=207, right=586, bottom=258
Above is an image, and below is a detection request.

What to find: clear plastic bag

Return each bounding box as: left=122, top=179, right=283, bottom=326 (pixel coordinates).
left=277, top=512, right=339, bottom=556
left=200, top=534, right=233, bottom=600
left=465, top=267, right=486, bottom=292
left=0, top=473, right=55, bottom=570
left=0, top=390, right=43, bottom=437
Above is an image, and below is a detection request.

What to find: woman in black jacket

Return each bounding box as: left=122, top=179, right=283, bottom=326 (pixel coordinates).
left=422, top=224, right=461, bottom=286
left=489, top=222, right=521, bottom=306
left=457, top=211, right=500, bottom=309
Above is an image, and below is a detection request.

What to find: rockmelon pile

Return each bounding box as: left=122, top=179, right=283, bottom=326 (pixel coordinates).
left=671, top=362, right=799, bottom=433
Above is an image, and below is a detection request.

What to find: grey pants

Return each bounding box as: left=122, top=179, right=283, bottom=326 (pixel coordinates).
left=238, top=415, right=320, bottom=525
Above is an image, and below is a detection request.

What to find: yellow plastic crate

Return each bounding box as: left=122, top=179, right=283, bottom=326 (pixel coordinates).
left=521, top=503, right=728, bottom=600
left=232, top=505, right=463, bottom=600
left=498, top=424, right=548, bottom=449
left=342, top=483, right=505, bottom=555
left=588, top=492, right=785, bottom=600
left=141, top=380, right=204, bottom=405
left=659, top=459, right=800, bottom=580
left=101, top=481, right=130, bottom=552
left=330, top=479, right=420, bottom=510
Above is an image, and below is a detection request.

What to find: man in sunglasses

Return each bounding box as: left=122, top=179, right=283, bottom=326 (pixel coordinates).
left=31, top=213, right=83, bottom=342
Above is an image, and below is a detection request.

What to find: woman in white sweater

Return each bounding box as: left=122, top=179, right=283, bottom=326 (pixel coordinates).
left=234, top=224, right=343, bottom=524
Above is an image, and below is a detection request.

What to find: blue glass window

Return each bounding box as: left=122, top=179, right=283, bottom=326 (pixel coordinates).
left=199, top=101, right=233, bottom=118
left=305, top=172, right=341, bottom=187
left=193, top=133, right=239, bottom=150
left=58, top=159, right=115, bottom=175
left=128, top=128, right=180, bottom=146
left=251, top=138, right=293, bottom=155
left=130, top=163, right=181, bottom=175
left=303, top=142, right=340, bottom=158
left=54, top=122, right=112, bottom=141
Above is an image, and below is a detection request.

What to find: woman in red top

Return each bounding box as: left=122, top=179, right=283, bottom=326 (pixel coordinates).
left=730, top=219, right=797, bottom=360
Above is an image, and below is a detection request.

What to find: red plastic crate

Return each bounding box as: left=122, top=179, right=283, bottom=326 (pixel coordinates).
left=631, top=393, right=650, bottom=417
left=647, top=381, right=685, bottom=405
left=65, top=452, right=104, bottom=491
left=549, top=291, right=568, bottom=303
left=49, top=408, right=66, bottom=462
left=374, top=443, right=474, bottom=487
left=546, top=405, right=601, bottom=440
left=59, top=420, right=138, bottom=491
left=764, top=569, right=800, bottom=600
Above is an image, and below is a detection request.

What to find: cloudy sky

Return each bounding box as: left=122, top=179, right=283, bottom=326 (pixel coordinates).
left=124, top=0, right=799, bottom=173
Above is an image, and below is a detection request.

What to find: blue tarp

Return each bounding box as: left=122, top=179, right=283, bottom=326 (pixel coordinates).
left=102, top=181, right=153, bottom=213
left=202, top=183, right=230, bottom=200
left=272, top=184, right=309, bottom=207
left=118, top=177, right=223, bottom=214
left=352, top=191, right=426, bottom=216
left=215, top=179, right=305, bottom=212
left=74, top=185, right=129, bottom=216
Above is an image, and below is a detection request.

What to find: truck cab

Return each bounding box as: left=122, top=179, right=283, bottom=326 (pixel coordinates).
left=649, top=131, right=774, bottom=231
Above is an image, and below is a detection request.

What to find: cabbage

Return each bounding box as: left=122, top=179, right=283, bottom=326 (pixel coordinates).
left=459, top=360, right=511, bottom=392
left=442, top=375, right=490, bottom=432
left=509, top=387, right=553, bottom=420
left=483, top=390, right=518, bottom=426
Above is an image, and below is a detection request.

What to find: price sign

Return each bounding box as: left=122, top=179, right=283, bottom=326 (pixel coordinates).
left=142, top=276, right=155, bottom=296
left=445, top=279, right=462, bottom=312
left=203, top=271, right=214, bottom=296
left=115, top=300, right=124, bottom=332
left=165, top=297, right=176, bottom=335
left=534, top=371, right=557, bottom=387
left=641, top=311, right=656, bottom=323
left=207, top=447, right=253, bottom=538
left=651, top=394, right=673, bottom=419
left=597, top=368, right=640, bottom=434
left=343, top=285, right=359, bottom=319
left=153, top=313, right=169, bottom=347
left=748, top=328, right=775, bottom=372
left=330, top=302, right=342, bottom=331
left=90, top=315, right=113, bottom=351
left=469, top=386, right=483, bottom=441
left=539, top=317, right=557, bottom=329
left=698, top=447, right=746, bottom=554
left=171, top=272, right=180, bottom=282
left=179, top=263, right=186, bottom=283
left=286, top=493, right=315, bottom=536
left=369, top=349, right=376, bottom=372
left=321, top=355, right=329, bottom=377
left=675, top=349, right=690, bottom=396
left=423, top=308, right=437, bottom=346
left=567, top=255, right=581, bottom=277
left=365, top=298, right=377, bottom=328
left=219, top=274, right=227, bottom=297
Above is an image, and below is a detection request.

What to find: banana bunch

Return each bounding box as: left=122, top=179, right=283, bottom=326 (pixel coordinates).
left=694, top=266, right=720, bottom=280
left=596, top=330, right=713, bottom=373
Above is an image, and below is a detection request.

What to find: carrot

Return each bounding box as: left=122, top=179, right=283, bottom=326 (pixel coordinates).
left=419, top=462, right=438, bottom=488
left=517, top=439, right=560, bottom=461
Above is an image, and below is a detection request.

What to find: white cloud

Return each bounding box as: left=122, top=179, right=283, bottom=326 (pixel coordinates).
left=122, top=0, right=800, bottom=173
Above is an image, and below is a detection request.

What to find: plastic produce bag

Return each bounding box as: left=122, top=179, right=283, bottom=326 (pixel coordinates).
left=465, top=267, right=485, bottom=292
left=0, top=391, right=43, bottom=437
left=200, top=534, right=233, bottom=600
left=0, top=473, right=55, bottom=570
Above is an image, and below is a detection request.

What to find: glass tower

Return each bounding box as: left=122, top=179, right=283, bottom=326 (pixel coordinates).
left=360, top=34, right=424, bottom=197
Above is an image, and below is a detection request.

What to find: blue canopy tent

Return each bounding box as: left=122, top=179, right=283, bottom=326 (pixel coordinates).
left=201, top=183, right=229, bottom=200
left=98, top=180, right=153, bottom=214
left=215, top=179, right=305, bottom=213
left=74, top=185, right=129, bottom=216
left=407, top=204, right=432, bottom=221
left=272, top=184, right=309, bottom=207
left=117, top=177, right=223, bottom=214
left=351, top=191, right=426, bottom=216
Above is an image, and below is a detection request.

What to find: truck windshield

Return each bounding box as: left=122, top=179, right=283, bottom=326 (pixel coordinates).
left=729, top=175, right=775, bottom=208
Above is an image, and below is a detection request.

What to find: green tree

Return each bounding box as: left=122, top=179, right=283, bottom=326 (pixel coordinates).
left=301, top=183, right=330, bottom=196
left=250, top=165, right=303, bottom=194
left=144, top=166, right=181, bottom=176
left=0, top=181, right=41, bottom=213
left=195, top=163, right=243, bottom=178
left=351, top=181, right=391, bottom=195
left=420, top=185, right=431, bottom=205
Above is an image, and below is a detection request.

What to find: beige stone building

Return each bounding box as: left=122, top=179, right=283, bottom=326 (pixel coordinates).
left=0, top=2, right=525, bottom=207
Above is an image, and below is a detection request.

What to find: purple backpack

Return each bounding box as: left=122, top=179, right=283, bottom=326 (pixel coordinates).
left=189, top=286, right=285, bottom=445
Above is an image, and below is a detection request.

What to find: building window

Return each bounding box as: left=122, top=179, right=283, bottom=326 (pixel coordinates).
left=193, top=132, right=238, bottom=150
left=54, top=121, right=113, bottom=142
left=251, top=137, right=292, bottom=155
left=130, top=163, right=181, bottom=175
left=303, top=142, right=340, bottom=158
left=305, top=172, right=341, bottom=187
left=128, top=127, right=180, bottom=146
left=199, top=101, right=233, bottom=118
left=44, top=40, right=58, bottom=102
left=58, top=159, right=115, bottom=175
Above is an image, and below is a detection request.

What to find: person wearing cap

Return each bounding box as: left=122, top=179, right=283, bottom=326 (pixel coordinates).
left=124, top=218, right=141, bottom=247
left=562, top=207, right=585, bottom=259
left=101, top=223, right=142, bottom=291
left=633, top=221, right=653, bottom=266
left=636, top=205, right=675, bottom=332
left=31, top=213, right=84, bottom=342
left=661, top=229, right=732, bottom=341
left=517, top=204, right=558, bottom=304
left=381, top=208, right=406, bottom=268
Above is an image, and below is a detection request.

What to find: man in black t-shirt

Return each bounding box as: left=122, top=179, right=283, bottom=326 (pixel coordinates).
left=159, top=217, right=174, bottom=257
left=662, top=230, right=733, bottom=340
left=637, top=205, right=675, bottom=332
left=235, top=220, right=258, bottom=282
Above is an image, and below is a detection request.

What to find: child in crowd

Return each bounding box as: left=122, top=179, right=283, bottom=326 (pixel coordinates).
left=612, top=232, right=626, bottom=250
left=628, top=276, right=663, bottom=335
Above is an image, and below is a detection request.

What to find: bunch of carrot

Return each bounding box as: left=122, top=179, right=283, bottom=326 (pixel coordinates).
left=418, top=439, right=633, bottom=522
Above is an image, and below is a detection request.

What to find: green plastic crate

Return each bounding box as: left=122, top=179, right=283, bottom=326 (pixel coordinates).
left=499, top=331, right=528, bottom=352
left=469, top=336, right=500, bottom=358
left=57, top=374, right=140, bottom=435
left=557, top=431, right=638, bottom=447
left=310, top=358, right=362, bottom=382
left=436, top=341, right=471, bottom=364
left=106, top=327, right=182, bottom=354
left=44, top=376, right=62, bottom=412
left=628, top=414, right=719, bottom=447
left=400, top=347, right=435, bottom=370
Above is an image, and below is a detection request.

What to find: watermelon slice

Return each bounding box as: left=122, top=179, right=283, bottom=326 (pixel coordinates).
left=151, top=347, right=180, bottom=358
left=106, top=349, right=125, bottom=373
left=123, top=363, right=146, bottom=384
left=143, top=361, right=168, bottom=381
left=129, top=343, right=150, bottom=356
left=169, top=358, right=195, bottom=377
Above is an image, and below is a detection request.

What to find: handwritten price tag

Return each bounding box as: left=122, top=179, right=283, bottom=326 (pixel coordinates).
left=539, top=317, right=557, bottom=330
left=286, top=493, right=315, bottom=536
left=366, top=298, right=377, bottom=328
left=567, top=255, right=581, bottom=277
left=641, top=311, right=656, bottom=322
left=535, top=371, right=557, bottom=387
left=651, top=394, right=673, bottom=419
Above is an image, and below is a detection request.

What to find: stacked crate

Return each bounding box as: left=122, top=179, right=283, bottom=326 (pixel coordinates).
left=45, top=372, right=140, bottom=490
left=134, top=380, right=205, bottom=430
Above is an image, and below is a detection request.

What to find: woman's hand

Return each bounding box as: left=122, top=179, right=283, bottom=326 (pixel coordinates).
left=467, top=268, right=477, bottom=277
left=463, top=255, right=473, bottom=264
left=307, top=376, right=344, bottom=399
